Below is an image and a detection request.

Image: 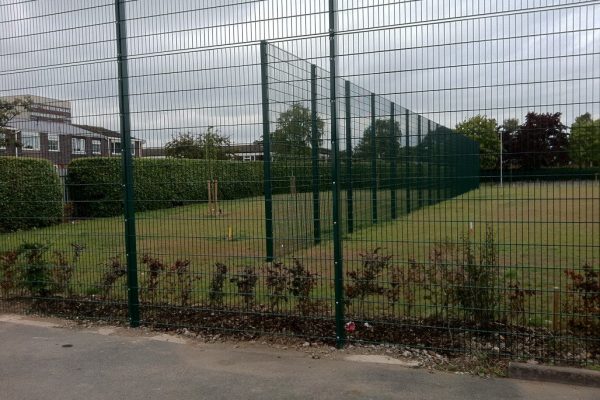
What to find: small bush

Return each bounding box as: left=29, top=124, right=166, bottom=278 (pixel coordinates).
left=265, top=261, right=288, bottom=311
left=286, top=259, right=318, bottom=315
left=386, top=261, right=423, bottom=317
left=564, top=264, right=600, bottom=334
left=230, top=265, right=258, bottom=309
left=0, top=157, right=63, bottom=232
left=51, top=243, right=84, bottom=296
left=98, top=256, right=127, bottom=297
left=18, top=242, right=53, bottom=297
left=169, top=259, right=192, bottom=307
left=345, top=248, right=391, bottom=316
left=208, top=263, right=228, bottom=307
left=416, top=227, right=500, bottom=324
left=0, top=251, right=19, bottom=298
left=141, top=254, right=166, bottom=302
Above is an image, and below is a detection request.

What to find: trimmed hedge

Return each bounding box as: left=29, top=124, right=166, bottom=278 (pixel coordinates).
left=68, top=157, right=444, bottom=218
left=0, top=157, right=63, bottom=232
left=68, top=158, right=265, bottom=218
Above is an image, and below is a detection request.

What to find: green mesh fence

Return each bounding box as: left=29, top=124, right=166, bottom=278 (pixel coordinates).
left=264, top=43, right=480, bottom=257
left=1, top=0, right=599, bottom=366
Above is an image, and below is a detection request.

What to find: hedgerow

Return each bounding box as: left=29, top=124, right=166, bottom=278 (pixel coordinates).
left=0, top=157, right=63, bottom=232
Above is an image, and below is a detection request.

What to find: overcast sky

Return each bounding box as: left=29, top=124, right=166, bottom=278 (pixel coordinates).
left=1, top=0, right=599, bottom=146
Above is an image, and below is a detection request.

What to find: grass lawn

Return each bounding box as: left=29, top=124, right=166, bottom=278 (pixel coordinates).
left=1, top=181, right=598, bottom=322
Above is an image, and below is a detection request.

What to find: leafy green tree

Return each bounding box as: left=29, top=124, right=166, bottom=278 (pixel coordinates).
left=353, top=118, right=402, bottom=160
left=569, top=113, right=600, bottom=167
left=165, top=127, right=231, bottom=160
left=270, top=103, right=323, bottom=158
left=0, top=97, right=31, bottom=148
left=455, top=115, right=500, bottom=170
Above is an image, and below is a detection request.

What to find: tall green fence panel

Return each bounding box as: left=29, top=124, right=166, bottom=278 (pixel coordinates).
left=1, top=0, right=598, bottom=366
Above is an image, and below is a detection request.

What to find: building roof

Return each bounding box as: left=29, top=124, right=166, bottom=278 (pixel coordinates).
left=8, top=119, right=106, bottom=139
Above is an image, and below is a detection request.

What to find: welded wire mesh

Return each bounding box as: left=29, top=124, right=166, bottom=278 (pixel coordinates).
left=0, top=0, right=599, bottom=365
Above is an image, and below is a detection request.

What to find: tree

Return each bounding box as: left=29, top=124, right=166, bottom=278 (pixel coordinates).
left=270, top=103, right=323, bottom=158
left=455, top=115, right=499, bottom=170
left=353, top=118, right=402, bottom=160
left=165, top=127, right=231, bottom=160
left=569, top=113, right=600, bottom=167
left=499, top=118, right=520, bottom=169
left=0, top=97, right=31, bottom=148
left=510, top=112, right=569, bottom=170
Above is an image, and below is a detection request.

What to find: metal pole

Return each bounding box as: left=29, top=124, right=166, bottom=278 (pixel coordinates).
left=114, top=0, right=139, bottom=327
left=345, top=80, right=353, bottom=234
left=405, top=111, right=411, bottom=214
left=329, top=0, right=345, bottom=348
left=260, top=40, right=274, bottom=262
left=370, top=93, right=377, bottom=224
left=417, top=115, right=424, bottom=208
left=310, top=64, right=321, bottom=245
left=499, top=129, right=503, bottom=187
left=390, top=102, right=397, bottom=219
left=427, top=120, right=434, bottom=205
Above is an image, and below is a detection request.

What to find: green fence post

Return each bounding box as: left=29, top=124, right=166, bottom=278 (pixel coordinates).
left=390, top=102, right=397, bottom=219
left=114, top=0, right=139, bottom=327
left=427, top=120, right=434, bottom=205
left=329, top=0, right=345, bottom=348
left=260, top=40, right=274, bottom=262
left=435, top=123, right=442, bottom=203
left=310, top=64, right=321, bottom=245
left=345, top=80, right=353, bottom=234
left=417, top=115, right=424, bottom=208
left=370, top=93, right=377, bottom=224
left=405, top=111, right=411, bottom=214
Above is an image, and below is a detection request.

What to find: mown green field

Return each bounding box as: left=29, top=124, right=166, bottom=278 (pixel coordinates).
left=1, top=181, right=598, bottom=322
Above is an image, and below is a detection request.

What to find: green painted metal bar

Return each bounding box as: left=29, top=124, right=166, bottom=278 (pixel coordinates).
left=417, top=115, right=424, bottom=208
left=345, top=80, right=353, bottom=234
left=404, top=111, right=411, bottom=214
left=435, top=123, right=442, bottom=203
left=114, top=0, right=139, bottom=328
left=370, top=92, right=377, bottom=224
left=390, top=102, right=397, bottom=219
left=260, top=40, right=274, bottom=262
left=329, top=0, right=345, bottom=349
left=428, top=120, right=434, bottom=206
left=310, top=64, right=321, bottom=245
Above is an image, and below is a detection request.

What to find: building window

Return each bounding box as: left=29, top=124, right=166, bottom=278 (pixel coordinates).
left=21, top=132, right=40, bottom=151
left=110, top=140, right=135, bottom=156
left=92, top=140, right=101, bottom=155
left=110, top=140, right=121, bottom=155
left=48, top=134, right=59, bottom=152
left=72, top=138, right=86, bottom=154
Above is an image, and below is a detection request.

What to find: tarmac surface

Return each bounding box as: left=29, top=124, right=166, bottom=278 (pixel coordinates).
left=1, top=314, right=598, bottom=400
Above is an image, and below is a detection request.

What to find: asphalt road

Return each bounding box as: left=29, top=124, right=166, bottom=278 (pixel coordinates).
left=0, top=314, right=598, bottom=400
